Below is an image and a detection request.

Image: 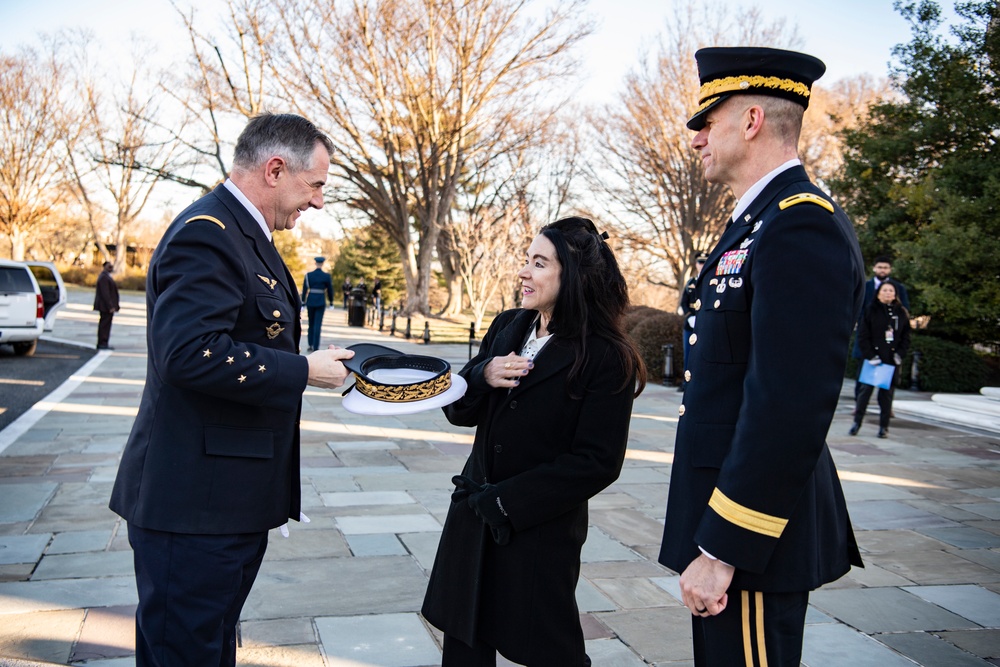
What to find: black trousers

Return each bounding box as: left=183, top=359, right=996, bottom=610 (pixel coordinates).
left=691, top=590, right=809, bottom=667
left=306, top=305, right=325, bottom=350
left=97, top=311, right=114, bottom=348
left=855, top=366, right=898, bottom=429
left=128, top=524, right=268, bottom=667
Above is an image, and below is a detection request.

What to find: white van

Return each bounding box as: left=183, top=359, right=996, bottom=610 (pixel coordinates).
left=0, top=260, right=68, bottom=356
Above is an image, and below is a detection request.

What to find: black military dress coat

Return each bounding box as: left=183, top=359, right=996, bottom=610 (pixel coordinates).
left=110, top=184, right=309, bottom=535
left=422, top=309, right=636, bottom=664
left=659, top=165, right=865, bottom=592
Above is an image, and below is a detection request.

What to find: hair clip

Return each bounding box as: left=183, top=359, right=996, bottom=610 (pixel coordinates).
left=599, top=231, right=609, bottom=240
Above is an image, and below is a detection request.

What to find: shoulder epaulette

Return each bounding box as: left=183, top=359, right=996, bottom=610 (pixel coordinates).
left=184, top=215, right=226, bottom=230
left=778, top=193, right=834, bottom=214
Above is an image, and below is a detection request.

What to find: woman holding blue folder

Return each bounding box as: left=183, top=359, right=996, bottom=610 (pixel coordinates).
left=851, top=281, right=911, bottom=438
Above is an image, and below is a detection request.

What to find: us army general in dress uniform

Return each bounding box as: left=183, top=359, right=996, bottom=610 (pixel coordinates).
left=658, top=48, right=865, bottom=666
left=110, top=114, right=354, bottom=667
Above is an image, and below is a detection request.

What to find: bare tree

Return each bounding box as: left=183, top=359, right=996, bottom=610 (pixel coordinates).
left=587, top=1, right=802, bottom=302
left=254, top=0, right=592, bottom=315
left=0, top=46, right=73, bottom=260
left=439, top=112, right=585, bottom=322
left=65, top=37, right=177, bottom=274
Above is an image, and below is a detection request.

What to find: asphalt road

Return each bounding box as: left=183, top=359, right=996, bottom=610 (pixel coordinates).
left=0, top=340, right=96, bottom=430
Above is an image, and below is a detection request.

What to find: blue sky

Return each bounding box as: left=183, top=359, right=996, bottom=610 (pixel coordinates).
left=0, top=0, right=947, bottom=98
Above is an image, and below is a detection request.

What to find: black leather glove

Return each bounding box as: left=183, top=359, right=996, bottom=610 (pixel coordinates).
left=451, top=475, right=484, bottom=503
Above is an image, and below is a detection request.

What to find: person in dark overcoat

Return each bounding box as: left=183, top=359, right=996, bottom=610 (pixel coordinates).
left=851, top=255, right=910, bottom=401
left=658, top=48, right=865, bottom=666
left=109, top=113, right=354, bottom=667
left=302, top=256, right=335, bottom=351
left=422, top=217, right=646, bottom=667
left=341, top=277, right=352, bottom=308
left=93, top=261, right=120, bottom=349
left=851, top=281, right=911, bottom=438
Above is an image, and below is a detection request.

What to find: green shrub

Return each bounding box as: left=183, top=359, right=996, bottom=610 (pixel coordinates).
left=117, top=268, right=147, bottom=291
left=844, top=331, right=860, bottom=378
left=59, top=266, right=100, bottom=287
left=899, top=334, right=991, bottom=392
left=622, top=305, right=662, bottom=334
left=628, top=311, right=685, bottom=383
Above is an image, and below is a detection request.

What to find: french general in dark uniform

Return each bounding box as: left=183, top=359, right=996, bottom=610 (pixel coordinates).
left=658, top=48, right=865, bottom=666
left=109, top=114, right=353, bottom=667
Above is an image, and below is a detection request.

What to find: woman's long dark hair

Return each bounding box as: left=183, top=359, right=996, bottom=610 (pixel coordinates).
left=539, top=217, right=646, bottom=397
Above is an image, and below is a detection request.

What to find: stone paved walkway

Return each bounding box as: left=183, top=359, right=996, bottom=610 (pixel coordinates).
left=1, top=288, right=999, bottom=666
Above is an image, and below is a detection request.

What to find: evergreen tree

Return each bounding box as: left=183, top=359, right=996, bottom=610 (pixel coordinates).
left=832, top=0, right=1000, bottom=345
left=333, top=224, right=404, bottom=308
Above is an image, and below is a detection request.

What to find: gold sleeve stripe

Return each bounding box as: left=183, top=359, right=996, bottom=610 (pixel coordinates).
left=184, top=215, right=226, bottom=229
left=708, top=488, right=787, bottom=538
left=699, top=75, right=811, bottom=103
left=779, top=193, right=835, bottom=214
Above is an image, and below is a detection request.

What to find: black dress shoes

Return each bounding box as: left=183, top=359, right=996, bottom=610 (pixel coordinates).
left=877, top=428, right=888, bottom=438
left=849, top=423, right=860, bottom=436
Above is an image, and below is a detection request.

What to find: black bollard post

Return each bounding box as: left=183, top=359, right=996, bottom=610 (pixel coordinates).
left=405, top=317, right=411, bottom=339
left=468, top=322, right=476, bottom=360
left=379, top=307, right=385, bottom=332
left=662, top=343, right=675, bottom=386
left=390, top=310, right=397, bottom=336
left=909, top=350, right=922, bottom=391
left=423, top=322, right=431, bottom=344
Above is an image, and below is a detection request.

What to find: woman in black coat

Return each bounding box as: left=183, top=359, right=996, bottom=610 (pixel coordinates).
left=851, top=281, right=911, bottom=438
left=422, top=217, right=646, bottom=666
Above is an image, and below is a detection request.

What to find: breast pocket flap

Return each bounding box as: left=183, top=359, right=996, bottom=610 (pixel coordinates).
left=205, top=426, right=274, bottom=459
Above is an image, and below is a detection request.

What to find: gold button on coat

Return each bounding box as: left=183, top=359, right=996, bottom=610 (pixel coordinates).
left=689, top=333, right=697, bottom=345
left=684, top=370, right=691, bottom=382
left=714, top=300, right=721, bottom=309
left=693, top=299, right=701, bottom=310
left=272, top=309, right=281, bottom=318
left=678, top=404, right=686, bottom=416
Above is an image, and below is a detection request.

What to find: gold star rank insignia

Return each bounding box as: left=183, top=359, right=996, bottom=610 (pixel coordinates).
left=203, top=349, right=212, bottom=358
left=256, top=273, right=278, bottom=290
left=265, top=322, right=285, bottom=339
left=238, top=374, right=247, bottom=383
left=226, top=356, right=234, bottom=365
left=258, top=365, right=266, bottom=373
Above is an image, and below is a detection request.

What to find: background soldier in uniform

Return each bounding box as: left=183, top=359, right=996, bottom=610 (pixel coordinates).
left=658, top=48, right=865, bottom=666
left=302, top=256, right=335, bottom=352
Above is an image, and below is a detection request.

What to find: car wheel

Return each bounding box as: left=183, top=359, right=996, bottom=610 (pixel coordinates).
left=12, top=340, right=37, bottom=356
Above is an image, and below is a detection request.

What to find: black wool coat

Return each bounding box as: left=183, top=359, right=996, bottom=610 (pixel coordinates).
left=422, top=309, right=636, bottom=664
left=858, top=301, right=911, bottom=364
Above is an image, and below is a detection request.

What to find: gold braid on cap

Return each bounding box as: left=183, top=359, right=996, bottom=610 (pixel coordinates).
left=354, top=372, right=452, bottom=402
left=352, top=354, right=452, bottom=403
left=698, top=75, right=811, bottom=103
left=695, top=95, right=722, bottom=113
